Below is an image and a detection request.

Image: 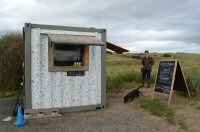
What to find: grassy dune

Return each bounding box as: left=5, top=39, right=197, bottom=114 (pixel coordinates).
left=0, top=34, right=23, bottom=98
left=0, top=33, right=200, bottom=99
left=106, top=53, right=200, bottom=98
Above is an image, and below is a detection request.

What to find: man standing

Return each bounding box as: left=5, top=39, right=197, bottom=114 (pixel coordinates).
left=141, top=50, right=154, bottom=88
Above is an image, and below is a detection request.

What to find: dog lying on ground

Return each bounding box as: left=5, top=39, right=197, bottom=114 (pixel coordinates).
left=124, top=87, right=143, bottom=103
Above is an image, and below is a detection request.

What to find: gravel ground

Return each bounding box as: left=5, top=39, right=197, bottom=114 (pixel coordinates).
left=0, top=98, right=16, bottom=121
left=0, top=93, right=176, bottom=132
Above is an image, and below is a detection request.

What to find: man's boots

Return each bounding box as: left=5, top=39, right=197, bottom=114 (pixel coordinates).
left=140, top=79, right=145, bottom=87
left=147, top=79, right=151, bottom=88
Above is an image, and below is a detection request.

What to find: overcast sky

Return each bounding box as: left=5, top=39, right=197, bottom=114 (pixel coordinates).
left=0, top=0, right=200, bottom=53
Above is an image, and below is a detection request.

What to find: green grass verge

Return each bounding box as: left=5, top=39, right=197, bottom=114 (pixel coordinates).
left=106, top=53, right=200, bottom=97
left=106, top=69, right=141, bottom=92
left=174, top=91, right=188, bottom=97
left=0, top=91, right=18, bottom=98
left=177, top=117, right=188, bottom=130
left=139, top=96, right=175, bottom=125
left=186, top=73, right=200, bottom=98
left=196, top=106, right=200, bottom=110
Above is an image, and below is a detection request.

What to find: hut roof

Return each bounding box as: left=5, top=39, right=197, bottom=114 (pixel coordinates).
left=106, top=42, right=129, bottom=54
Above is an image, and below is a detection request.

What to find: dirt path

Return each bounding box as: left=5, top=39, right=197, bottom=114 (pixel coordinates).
left=0, top=92, right=178, bottom=132
left=140, top=87, right=200, bottom=132
left=176, top=107, right=200, bottom=132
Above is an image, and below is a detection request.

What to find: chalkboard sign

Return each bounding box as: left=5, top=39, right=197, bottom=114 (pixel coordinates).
left=154, top=61, right=175, bottom=94
left=153, top=60, right=191, bottom=106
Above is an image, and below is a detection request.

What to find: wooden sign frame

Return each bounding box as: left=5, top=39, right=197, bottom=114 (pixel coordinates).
left=152, top=60, right=191, bottom=106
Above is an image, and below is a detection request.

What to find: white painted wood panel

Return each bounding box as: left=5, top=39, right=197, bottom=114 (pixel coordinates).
left=31, top=28, right=102, bottom=109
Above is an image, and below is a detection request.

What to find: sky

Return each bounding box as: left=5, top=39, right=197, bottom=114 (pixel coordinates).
left=0, top=0, right=200, bottom=53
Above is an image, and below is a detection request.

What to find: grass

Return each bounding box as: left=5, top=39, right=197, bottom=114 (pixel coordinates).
left=107, top=53, right=200, bottom=98
left=106, top=54, right=155, bottom=92
left=163, top=53, right=172, bottom=57
left=196, top=106, right=200, bottom=110
left=186, top=73, right=200, bottom=98
left=1, top=34, right=200, bottom=97
left=107, top=53, right=199, bottom=130
left=174, top=91, right=188, bottom=97
left=0, top=91, right=18, bottom=98
left=0, top=33, right=199, bottom=131
left=106, top=69, right=141, bottom=92
left=138, top=93, right=189, bottom=130
left=0, top=33, right=23, bottom=92
left=177, top=117, right=188, bottom=130
left=139, top=96, right=175, bottom=124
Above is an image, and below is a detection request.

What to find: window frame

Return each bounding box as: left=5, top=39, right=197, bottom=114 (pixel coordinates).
left=48, top=40, right=89, bottom=72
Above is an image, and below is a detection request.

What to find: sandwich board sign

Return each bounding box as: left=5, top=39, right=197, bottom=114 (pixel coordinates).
left=152, top=60, right=191, bottom=106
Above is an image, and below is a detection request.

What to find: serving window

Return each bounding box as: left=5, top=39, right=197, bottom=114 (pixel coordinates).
left=48, top=34, right=103, bottom=72
left=54, top=44, right=84, bottom=66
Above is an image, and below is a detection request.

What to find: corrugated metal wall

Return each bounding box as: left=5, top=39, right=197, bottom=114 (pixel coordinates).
left=31, top=28, right=102, bottom=109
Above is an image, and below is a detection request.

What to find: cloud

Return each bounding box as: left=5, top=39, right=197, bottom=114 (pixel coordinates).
left=123, top=40, right=200, bottom=53
left=0, top=0, right=200, bottom=53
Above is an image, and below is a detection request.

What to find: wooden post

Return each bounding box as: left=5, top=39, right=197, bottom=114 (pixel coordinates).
left=152, top=61, right=160, bottom=101
left=178, top=61, right=191, bottom=100
left=167, top=60, right=177, bottom=106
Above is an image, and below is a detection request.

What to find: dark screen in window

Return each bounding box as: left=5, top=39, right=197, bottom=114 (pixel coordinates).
left=54, top=44, right=84, bottom=66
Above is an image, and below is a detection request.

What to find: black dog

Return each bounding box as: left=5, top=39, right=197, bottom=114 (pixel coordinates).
left=124, top=87, right=143, bottom=103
